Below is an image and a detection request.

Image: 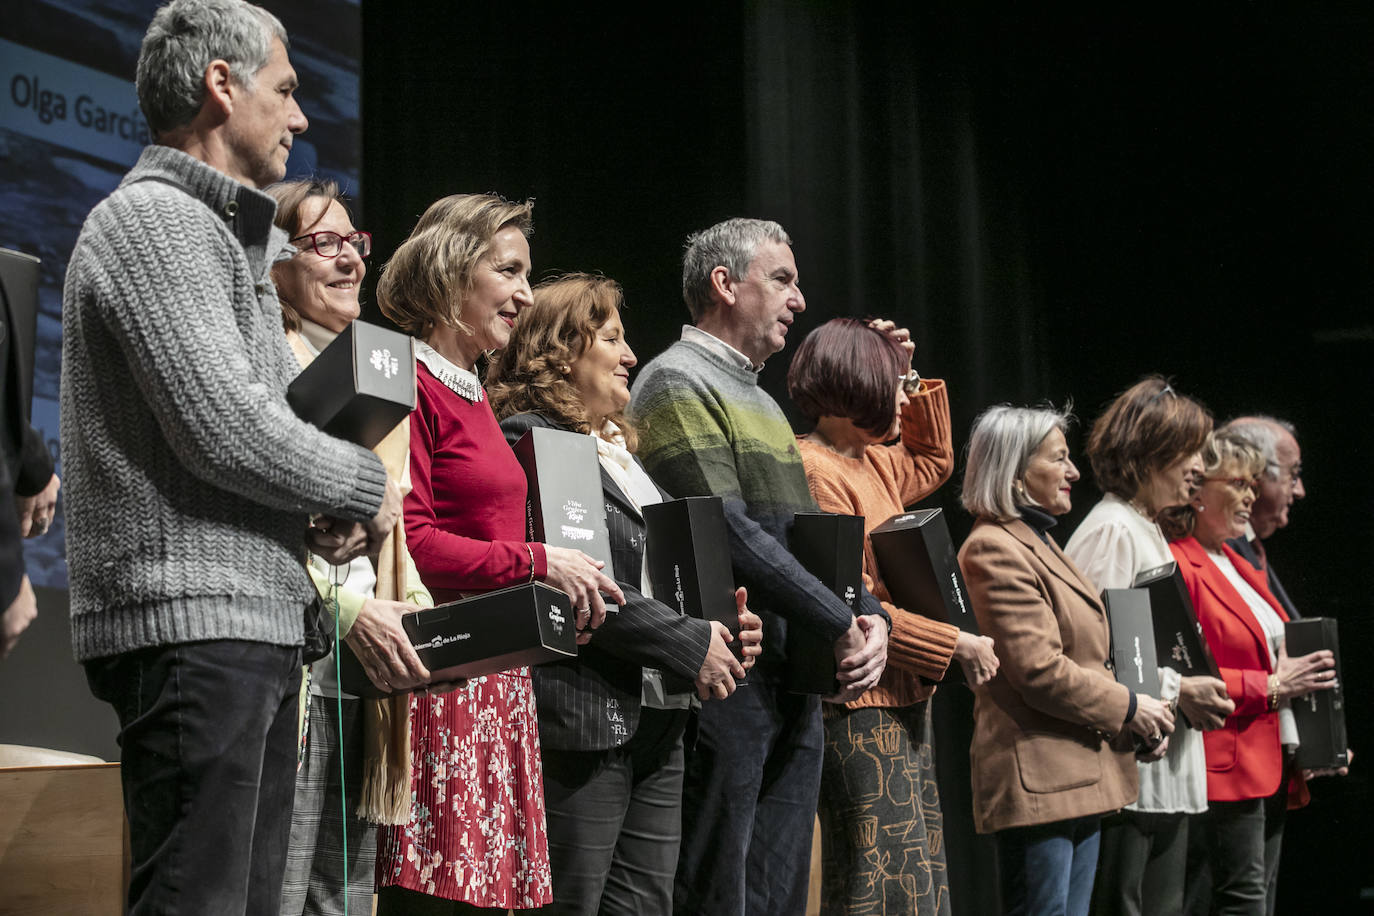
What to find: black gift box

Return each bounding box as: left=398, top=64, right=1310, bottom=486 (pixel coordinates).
left=1133, top=562, right=1221, bottom=679
left=1102, top=588, right=1163, bottom=699
left=870, top=508, right=981, bottom=636
left=1285, top=617, right=1348, bottom=770
left=338, top=582, right=578, bottom=698
left=787, top=512, right=865, bottom=695
left=870, top=508, right=980, bottom=686
left=511, top=427, right=614, bottom=579
left=642, top=496, right=738, bottom=637
left=286, top=319, right=416, bottom=449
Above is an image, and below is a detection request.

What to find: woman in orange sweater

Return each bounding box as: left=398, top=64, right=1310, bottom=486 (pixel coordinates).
left=789, top=318, right=999, bottom=916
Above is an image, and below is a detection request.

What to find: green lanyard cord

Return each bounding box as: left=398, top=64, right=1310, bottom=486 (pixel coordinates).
left=329, top=570, right=349, bottom=914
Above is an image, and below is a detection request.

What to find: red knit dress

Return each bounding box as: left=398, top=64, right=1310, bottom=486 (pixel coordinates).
left=375, top=361, right=552, bottom=907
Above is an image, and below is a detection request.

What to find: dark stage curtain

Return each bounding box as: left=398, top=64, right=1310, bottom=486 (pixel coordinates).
left=742, top=3, right=1047, bottom=436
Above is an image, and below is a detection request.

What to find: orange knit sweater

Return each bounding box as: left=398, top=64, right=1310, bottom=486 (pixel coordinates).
left=797, top=379, right=960, bottom=709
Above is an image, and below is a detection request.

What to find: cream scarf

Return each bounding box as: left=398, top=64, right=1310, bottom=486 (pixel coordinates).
left=288, top=329, right=413, bottom=824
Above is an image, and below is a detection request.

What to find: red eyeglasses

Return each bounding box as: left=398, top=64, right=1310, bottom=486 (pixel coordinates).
left=291, top=230, right=372, bottom=259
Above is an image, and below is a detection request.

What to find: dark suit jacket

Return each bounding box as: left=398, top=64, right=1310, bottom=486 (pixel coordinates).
left=1, top=251, right=53, bottom=498
left=1, top=253, right=52, bottom=606
left=0, top=460, right=21, bottom=607
left=500, top=411, right=714, bottom=752
left=1171, top=536, right=1288, bottom=802
left=1227, top=534, right=1300, bottom=620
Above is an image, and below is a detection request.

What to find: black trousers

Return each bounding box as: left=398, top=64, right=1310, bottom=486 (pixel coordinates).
left=538, top=706, right=690, bottom=915
left=1090, top=809, right=1189, bottom=916
left=85, top=639, right=302, bottom=916
left=1204, top=785, right=1288, bottom=916
left=673, top=682, right=824, bottom=916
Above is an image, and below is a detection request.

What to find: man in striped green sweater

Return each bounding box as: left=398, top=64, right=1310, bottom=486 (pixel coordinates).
left=630, top=218, right=890, bottom=915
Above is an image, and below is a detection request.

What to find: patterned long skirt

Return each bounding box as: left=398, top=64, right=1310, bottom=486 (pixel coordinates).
left=375, top=670, right=552, bottom=909
left=818, top=700, right=951, bottom=916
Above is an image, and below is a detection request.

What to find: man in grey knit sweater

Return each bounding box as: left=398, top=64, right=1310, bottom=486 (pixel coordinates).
left=60, top=2, right=409, bottom=912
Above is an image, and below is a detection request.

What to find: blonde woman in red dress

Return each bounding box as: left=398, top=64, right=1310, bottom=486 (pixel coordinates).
left=373, top=194, right=623, bottom=914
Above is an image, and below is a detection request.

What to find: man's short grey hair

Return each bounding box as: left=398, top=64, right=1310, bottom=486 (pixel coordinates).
left=681, top=218, right=792, bottom=322
left=136, top=0, right=288, bottom=136
left=962, top=404, right=1074, bottom=521
left=1219, top=415, right=1297, bottom=480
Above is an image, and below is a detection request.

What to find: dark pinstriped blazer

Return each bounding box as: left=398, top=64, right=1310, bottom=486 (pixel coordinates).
left=1227, top=534, right=1300, bottom=620
left=501, top=411, right=714, bottom=752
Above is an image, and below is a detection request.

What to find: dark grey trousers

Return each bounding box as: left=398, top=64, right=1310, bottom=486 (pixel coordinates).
left=1203, top=786, right=1287, bottom=916
left=1091, top=809, right=1189, bottom=916
left=538, top=706, right=690, bottom=916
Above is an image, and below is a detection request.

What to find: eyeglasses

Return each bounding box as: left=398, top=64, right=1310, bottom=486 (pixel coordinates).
left=291, top=230, right=372, bottom=259
left=1269, top=462, right=1303, bottom=486
left=1202, top=475, right=1259, bottom=493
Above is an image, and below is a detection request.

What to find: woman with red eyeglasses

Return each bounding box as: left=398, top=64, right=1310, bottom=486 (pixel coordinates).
left=268, top=178, right=437, bottom=916
left=1159, top=430, right=1336, bottom=914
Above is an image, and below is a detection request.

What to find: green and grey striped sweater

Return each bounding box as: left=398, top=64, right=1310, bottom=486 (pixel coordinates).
left=630, top=336, right=885, bottom=677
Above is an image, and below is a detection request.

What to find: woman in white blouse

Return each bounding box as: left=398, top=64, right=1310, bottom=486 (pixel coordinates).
left=1064, top=376, right=1234, bottom=915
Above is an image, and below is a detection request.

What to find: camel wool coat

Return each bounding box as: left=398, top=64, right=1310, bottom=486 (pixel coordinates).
left=959, top=516, right=1138, bottom=834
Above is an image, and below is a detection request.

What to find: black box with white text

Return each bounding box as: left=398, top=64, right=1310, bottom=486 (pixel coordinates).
left=286, top=319, right=415, bottom=449
left=339, top=582, right=578, bottom=698
left=787, top=512, right=864, bottom=695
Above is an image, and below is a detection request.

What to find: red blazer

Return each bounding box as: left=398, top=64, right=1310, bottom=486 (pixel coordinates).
left=1169, top=536, right=1288, bottom=802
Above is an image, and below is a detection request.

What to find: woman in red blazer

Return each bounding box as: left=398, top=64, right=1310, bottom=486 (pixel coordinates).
left=1162, top=430, right=1335, bottom=914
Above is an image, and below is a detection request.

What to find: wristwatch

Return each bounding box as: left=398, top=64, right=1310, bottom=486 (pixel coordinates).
left=900, top=368, right=924, bottom=395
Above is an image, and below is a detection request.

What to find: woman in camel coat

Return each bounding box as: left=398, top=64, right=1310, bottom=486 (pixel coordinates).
left=957, top=405, right=1173, bottom=916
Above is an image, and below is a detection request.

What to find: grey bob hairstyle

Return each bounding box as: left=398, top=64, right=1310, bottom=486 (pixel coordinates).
left=961, top=403, right=1074, bottom=521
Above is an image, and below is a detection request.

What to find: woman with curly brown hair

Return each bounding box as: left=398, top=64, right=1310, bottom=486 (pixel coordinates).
left=487, top=272, right=762, bottom=915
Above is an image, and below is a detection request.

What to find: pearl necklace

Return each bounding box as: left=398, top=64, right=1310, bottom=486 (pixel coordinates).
left=1126, top=497, right=1156, bottom=522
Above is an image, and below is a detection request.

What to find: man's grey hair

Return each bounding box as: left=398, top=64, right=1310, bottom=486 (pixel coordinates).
left=1219, top=415, right=1297, bottom=480
left=681, top=218, right=792, bottom=322
left=962, top=404, right=1074, bottom=521
left=136, top=0, right=288, bottom=136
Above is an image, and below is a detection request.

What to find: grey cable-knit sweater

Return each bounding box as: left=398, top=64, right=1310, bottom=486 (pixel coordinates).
left=60, top=145, right=389, bottom=662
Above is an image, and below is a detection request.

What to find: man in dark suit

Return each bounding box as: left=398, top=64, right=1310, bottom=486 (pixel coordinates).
left=1, top=246, right=58, bottom=658
left=1220, top=416, right=1303, bottom=618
